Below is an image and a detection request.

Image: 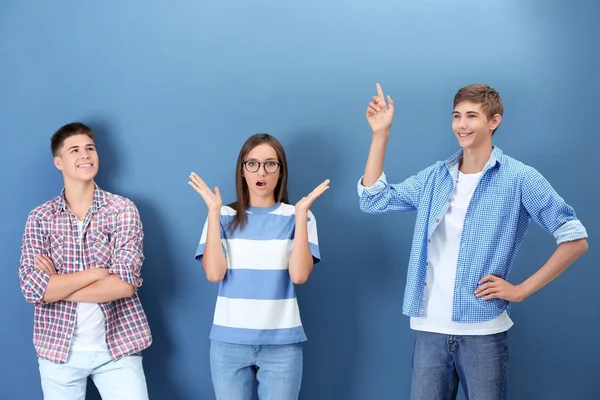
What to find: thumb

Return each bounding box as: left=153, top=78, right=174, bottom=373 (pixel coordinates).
left=387, top=95, right=394, bottom=112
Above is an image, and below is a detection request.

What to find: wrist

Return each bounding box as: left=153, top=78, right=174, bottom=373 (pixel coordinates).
left=516, top=282, right=533, bottom=301
left=295, top=209, right=308, bottom=218
left=208, top=207, right=222, bottom=216
left=371, top=128, right=390, bottom=138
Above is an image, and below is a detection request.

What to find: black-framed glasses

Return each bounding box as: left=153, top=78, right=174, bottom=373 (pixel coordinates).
left=243, top=160, right=281, bottom=174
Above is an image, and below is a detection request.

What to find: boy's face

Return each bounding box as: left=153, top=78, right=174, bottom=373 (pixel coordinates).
left=452, top=101, right=501, bottom=150
left=54, top=134, right=99, bottom=183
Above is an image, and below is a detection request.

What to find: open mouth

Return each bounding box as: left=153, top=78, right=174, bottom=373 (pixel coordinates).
left=458, top=132, right=473, bottom=138
left=256, top=180, right=267, bottom=187
left=77, top=163, right=94, bottom=169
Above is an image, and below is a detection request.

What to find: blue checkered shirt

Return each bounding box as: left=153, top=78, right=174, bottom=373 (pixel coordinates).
left=357, top=147, right=588, bottom=322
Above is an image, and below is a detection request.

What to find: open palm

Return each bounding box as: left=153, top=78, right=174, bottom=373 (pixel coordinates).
left=188, top=172, right=223, bottom=211
left=366, top=83, right=395, bottom=133
left=296, top=179, right=330, bottom=212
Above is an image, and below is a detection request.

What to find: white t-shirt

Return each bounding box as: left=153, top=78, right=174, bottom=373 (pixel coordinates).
left=70, top=220, right=107, bottom=352
left=410, top=171, right=514, bottom=335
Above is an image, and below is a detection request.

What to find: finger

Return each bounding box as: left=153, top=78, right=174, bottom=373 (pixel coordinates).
left=310, top=180, right=331, bottom=198
left=376, top=83, right=385, bottom=103
left=36, top=255, right=53, bottom=270
left=476, top=288, right=497, bottom=297
left=369, top=102, right=380, bottom=113
left=214, top=186, right=221, bottom=198
left=313, top=179, right=331, bottom=192
left=188, top=181, right=204, bottom=195
left=189, top=173, right=209, bottom=189
left=482, top=293, right=500, bottom=301
left=387, top=95, right=394, bottom=112
left=478, top=275, right=496, bottom=284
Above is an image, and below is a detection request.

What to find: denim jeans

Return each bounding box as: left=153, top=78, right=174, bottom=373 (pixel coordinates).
left=410, top=331, right=509, bottom=400
left=210, top=340, right=303, bottom=400
left=38, top=351, right=148, bottom=400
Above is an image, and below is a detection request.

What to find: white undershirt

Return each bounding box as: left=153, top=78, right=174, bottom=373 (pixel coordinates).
left=410, top=171, right=514, bottom=335
left=70, top=220, right=107, bottom=352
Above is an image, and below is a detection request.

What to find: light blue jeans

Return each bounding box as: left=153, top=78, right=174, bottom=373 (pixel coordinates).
left=210, top=340, right=303, bottom=400
left=38, top=351, right=148, bottom=400
left=410, top=331, right=509, bottom=400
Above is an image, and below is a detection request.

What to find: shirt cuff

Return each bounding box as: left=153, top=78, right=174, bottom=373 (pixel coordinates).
left=553, top=219, right=588, bottom=245
left=357, top=172, right=388, bottom=196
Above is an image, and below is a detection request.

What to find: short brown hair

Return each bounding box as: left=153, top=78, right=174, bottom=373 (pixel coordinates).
left=454, top=84, right=503, bottom=134
left=51, top=122, right=94, bottom=156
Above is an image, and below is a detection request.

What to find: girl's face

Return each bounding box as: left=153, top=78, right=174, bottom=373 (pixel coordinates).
left=242, top=143, right=281, bottom=207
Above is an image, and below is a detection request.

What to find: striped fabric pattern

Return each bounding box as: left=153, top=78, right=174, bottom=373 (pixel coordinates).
left=196, top=202, right=320, bottom=345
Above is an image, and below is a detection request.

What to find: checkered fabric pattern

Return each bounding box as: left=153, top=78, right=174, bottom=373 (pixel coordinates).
left=358, top=147, right=588, bottom=322
left=19, top=185, right=152, bottom=363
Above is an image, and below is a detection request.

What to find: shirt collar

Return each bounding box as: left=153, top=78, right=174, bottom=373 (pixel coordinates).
left=56, top=183, right=106, bottom=214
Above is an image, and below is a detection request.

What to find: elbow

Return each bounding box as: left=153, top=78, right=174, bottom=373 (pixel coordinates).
left=122, top=283, right=136, bottom=298
left=290, top=269, right=311, bottom=285
left=203, top=259, right=227, bottom=283
left=291, top=275, right=309, bottom=285
left=577, top=238, right=589, bottom=255
left=206, top=272, right=225, bottom=283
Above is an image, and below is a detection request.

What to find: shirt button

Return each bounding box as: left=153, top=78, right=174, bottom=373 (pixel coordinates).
left=448, top=198, right=452, bottom=202
left=428, top=239, right=431, bottom=243
left=435, top=218, right=440, bottom=223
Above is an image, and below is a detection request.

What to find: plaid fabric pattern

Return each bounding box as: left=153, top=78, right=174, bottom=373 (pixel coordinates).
left=19, top=185, right=152, bottom=363
left=358, top=147, right=588, bottom=322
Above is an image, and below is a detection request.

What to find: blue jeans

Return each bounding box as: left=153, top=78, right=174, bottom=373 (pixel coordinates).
left=210, top=340, right=303, bottom=400
left=410, top=331, right=509, bottom=400
left=38, top=351, right=148, bottom=400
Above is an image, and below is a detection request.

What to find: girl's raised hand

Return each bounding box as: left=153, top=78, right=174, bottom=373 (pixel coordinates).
left=296, top=179, right=330, bottom=213
left=188, top=172, right=223, bottom=212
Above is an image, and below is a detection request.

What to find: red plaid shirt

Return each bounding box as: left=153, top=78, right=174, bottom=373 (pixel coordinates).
left=19, top=185, right=152, bottom=364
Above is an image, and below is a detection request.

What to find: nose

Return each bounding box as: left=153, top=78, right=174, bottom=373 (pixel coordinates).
left=458, top=117, right=468, bottom=130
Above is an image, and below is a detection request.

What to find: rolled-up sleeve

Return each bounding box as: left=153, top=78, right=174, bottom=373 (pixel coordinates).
left=521, top=166, right=588, bottom=244
left=109, top=201, right=144, bottom=289
left=19, top=213, right=51, bottom=304
left=357, top=171, right=423, bottom=214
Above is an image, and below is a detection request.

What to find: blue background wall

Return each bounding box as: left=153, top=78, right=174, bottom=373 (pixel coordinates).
left=1, top=1, right=597, bottom=399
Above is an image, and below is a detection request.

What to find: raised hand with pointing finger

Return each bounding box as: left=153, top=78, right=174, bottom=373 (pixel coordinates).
left=366, top=83, right=395, bottom=134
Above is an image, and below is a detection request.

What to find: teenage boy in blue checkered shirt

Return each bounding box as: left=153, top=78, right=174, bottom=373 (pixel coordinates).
left=357, top=83, right=588, bottom=400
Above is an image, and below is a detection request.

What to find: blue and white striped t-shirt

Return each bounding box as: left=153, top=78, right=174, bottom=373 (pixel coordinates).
left=195, top=202, right=320, bottom=345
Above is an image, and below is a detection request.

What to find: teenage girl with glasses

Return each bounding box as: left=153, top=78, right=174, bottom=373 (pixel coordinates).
left=189, top=133, right=329, bottom=400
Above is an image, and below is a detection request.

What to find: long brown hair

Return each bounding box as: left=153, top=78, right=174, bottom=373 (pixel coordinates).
left=227, top=134, right=289, bottom=232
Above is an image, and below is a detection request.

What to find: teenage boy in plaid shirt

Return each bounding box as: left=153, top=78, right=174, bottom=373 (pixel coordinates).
left=19, top=122, right=152, bottom=400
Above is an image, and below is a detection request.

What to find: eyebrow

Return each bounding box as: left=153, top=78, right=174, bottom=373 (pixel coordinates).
left=67, top=144, right=95, bottom=151
left=246, top=157, right=278, bottom=162
left=452, top=110, right=480, bottom=115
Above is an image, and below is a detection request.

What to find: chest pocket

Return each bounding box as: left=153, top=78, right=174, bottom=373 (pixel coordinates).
left=89, top=231, right=114, bottom=268
left=479, top=186, right=515, bottom=220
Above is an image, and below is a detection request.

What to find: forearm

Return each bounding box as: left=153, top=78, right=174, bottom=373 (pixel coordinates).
left=289, top=211, right=314, bottom=284
left=202, top=209, right=227, bottom=282
left=519, top=239, right=589, bottom=299
left=362, top=132, right=390, bottom=187
left=43, top=269, right=105, bottom=303
left=64, top=275, right=134, bottom=303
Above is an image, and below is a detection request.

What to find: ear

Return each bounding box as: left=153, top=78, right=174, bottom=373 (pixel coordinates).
left=53, top=156, right=63, bottom=171
left=490, top=114, right=502, bottom=131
